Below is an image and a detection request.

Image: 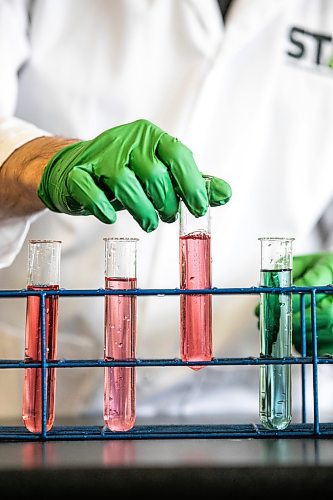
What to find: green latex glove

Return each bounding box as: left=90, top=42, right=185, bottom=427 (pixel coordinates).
left=292, top=252, right=333, bottom=356
left=38, top=119, right=232, bottom=232
left=254, top=253, right=333, bottom=356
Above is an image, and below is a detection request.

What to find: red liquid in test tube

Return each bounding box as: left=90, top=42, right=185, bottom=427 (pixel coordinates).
left=104, top=277, right=137, bottom=432
left=103, top=237, right=138, bottom=432
left=180, top=231, right=212, bottom=369
left=22, top=240, right=61, bottom=433
left=23, top=285, right=59, bottom=433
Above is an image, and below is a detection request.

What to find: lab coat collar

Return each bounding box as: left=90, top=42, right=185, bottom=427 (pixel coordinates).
left=184, top=0, right=224, bottom=57
left=222, top=0, right=286, bottom=59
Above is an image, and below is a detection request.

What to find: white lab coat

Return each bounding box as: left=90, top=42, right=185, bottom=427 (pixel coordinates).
left=0, top=0, right=332, bottom=422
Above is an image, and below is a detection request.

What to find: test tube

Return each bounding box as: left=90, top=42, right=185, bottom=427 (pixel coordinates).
left=259, top=237, right=294, bottom=430
left=179, top=202, right=212, bottom=369
left=104, top=237, right=138, bottom=432
left=22, top=239, right=61, bottom=433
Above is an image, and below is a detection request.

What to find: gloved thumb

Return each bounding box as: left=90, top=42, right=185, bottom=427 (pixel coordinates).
left=203, top=175, right=232, bottom=207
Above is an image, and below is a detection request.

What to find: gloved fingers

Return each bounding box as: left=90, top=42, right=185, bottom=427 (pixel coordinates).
left=89, top=181, right=125, bottom=212
left=203, top=175, right=232, bottom=207
left=156, top=134, right=208, bottom=217
left=129, top=153, right=179, bottom=223
left=292, top=291, right=327, bottom=316
left=102, top=167, right=159, bottom=232
left=293, top=255, right=333, bottom=313
left=292, top=294, right=333, bottom=356
left=293, top=254, right=322, bottom=281
left=293, top=253, right=333, bottom=285
left=66, top=166, right=117, bottom=224
left=111, top=199, right=126, bottom=212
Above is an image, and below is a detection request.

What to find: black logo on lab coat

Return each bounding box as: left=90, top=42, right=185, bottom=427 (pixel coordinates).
left=287, top=26, right=333, bottom=70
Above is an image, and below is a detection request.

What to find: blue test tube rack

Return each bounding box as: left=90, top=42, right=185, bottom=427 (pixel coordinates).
left=0, top=284, right=332, bottom=441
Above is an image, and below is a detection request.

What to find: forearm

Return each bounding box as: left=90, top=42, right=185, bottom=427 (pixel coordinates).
left=0, top=136, right=77, bottom=219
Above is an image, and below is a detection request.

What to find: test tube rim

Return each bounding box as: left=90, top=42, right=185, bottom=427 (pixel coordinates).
left=258, top=237, right=295, bottom=241
left=103, top=237, right=139, bottom=242
left=28, top=239, right=62, bottom=244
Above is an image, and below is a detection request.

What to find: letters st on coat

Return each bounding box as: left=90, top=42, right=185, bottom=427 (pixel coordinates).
left=287, top=26, right=333, bottom=69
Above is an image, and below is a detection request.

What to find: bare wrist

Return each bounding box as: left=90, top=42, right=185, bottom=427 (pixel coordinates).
left=0, top=135, right=77, bottom=218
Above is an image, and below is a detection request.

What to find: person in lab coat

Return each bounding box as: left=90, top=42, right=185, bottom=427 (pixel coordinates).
left=0, top=0, right=332, bottom=423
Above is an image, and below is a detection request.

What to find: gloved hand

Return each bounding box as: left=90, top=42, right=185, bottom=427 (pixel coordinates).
left=255, top=253, right=333, bottom=356
left=292, top=253, right=333, bottom=356
left=38, top=119, right=232, bottom=232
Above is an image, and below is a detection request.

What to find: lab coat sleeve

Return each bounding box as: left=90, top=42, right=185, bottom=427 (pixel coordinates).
left=0, top=0, right=50, bottom=269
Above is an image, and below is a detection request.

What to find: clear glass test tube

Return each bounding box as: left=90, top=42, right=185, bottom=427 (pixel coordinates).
left=104, top=237, right=138, bottom=432
left=22, top=239, right=61, bottom=433
left=259, top=237, right=294, bottom=430
left=179, top=202, right=212, bottom=370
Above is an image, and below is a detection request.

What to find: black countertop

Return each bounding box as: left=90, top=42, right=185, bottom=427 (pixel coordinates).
left=1, top=433, right=333, bottom=495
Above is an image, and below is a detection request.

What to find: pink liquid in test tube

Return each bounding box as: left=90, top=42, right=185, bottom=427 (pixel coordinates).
left=180, top=231, right=212, bottom=369
left=104, top=277, right=137, bottom=432
left=22, top=284, right=59, bottom=433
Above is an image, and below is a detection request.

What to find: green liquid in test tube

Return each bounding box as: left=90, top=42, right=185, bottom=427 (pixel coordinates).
left=259, top=237, right=294, bottom=430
